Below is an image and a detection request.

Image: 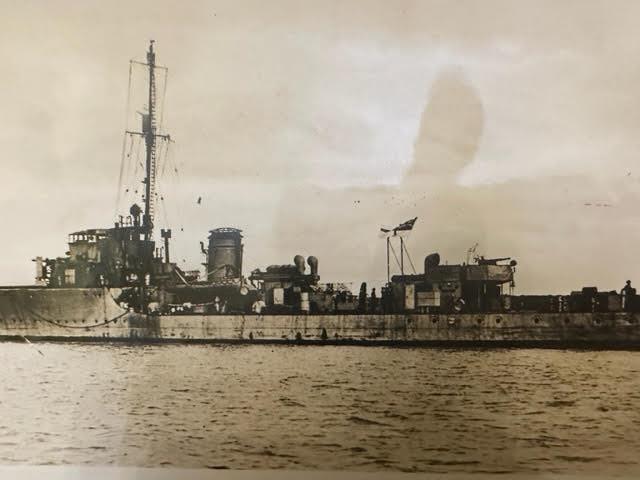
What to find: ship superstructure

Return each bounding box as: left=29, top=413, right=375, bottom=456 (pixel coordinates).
left=36, top=43, right=178, bottom=292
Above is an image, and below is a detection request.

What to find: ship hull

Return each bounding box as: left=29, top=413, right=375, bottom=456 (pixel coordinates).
left=0, top=288, right=639, bottom=347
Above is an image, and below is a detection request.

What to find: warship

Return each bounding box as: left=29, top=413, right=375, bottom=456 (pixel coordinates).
left=1, top=42, right=639, bottom=347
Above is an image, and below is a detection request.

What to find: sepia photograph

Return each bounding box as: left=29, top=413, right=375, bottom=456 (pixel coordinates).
left=1, top=1, right=639, bottom=478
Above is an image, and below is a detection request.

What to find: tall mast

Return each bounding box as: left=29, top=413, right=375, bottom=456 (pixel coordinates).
left=123, top=41, right=171, bottom=240
left=119, top=41, right=171, bottom=313
left=143, top=40, right=157, bottom=241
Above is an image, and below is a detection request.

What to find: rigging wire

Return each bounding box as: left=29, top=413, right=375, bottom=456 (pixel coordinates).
left=126, top=134, right=137, bottom=188
left=131, top=135, right=143, bottom=193
left=154, top=138, right=172, bottom=229
left=157, top=138, right=170, bottom=180
left=159, top=140, right=171, bottom=179
left=121, top=134, right=141, bottom=209
left=116, top=55, right=182, bottom=248
left=119, top=133, right=138, bottom=213
left=115, top=61, right=134, bottom=216
left=115, top=134, right=129, bottom=215
left=163, top=140, right=184, bottom=215
left=403, top=239, right=417, bottom=274
left=156, top=183, right=171, bottom=230
left=158, top=68, right=169, bottom=134
left=389, top=241, right=402, bottom=272
left=123, top=134, right=136, bottom=194
left=125, top=61, right=133, bottom=128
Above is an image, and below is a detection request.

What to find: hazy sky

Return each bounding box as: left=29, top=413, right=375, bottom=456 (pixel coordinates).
left=1, top=0, right=639, bottom=293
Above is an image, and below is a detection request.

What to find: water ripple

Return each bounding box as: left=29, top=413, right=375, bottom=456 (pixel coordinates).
left=0, top=344, right=639, bottom=474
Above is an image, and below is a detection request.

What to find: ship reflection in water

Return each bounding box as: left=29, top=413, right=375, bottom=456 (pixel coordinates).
left=1, top=344, right=639, bottom=474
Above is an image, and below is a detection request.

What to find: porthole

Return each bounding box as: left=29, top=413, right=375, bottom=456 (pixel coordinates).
left=534, top=317, right=540, bottom=324
left=495, top=317, right=502, bottom=324
left=477, top=318, right=484, bottom=325
left=431, top=317, right=439, bottom=324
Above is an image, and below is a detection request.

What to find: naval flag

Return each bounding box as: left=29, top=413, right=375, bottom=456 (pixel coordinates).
left=395, top=217, right=417, bottom=231
left=380, top=217, right=418, bottom=234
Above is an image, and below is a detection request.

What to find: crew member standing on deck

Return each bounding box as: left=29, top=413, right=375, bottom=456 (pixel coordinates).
left=621, top=280, right=636, bottom=312
left=252, top=295, right=266, bottom=314
left=370, top=288, right=379, bottom=313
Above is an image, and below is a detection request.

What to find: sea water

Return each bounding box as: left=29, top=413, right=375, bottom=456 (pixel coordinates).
left=0, top=343, right=639, bottom=474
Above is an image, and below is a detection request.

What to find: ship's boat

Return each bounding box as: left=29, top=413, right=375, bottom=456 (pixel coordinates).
left=1, top=42, right=639, bottom=347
